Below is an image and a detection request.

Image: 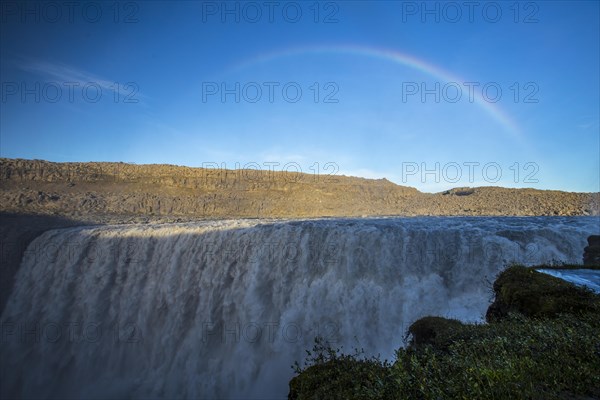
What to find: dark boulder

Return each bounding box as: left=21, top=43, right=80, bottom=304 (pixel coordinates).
left=583, top=235, right=600, bottom=266
left=407, top=316, right=466, bottom=350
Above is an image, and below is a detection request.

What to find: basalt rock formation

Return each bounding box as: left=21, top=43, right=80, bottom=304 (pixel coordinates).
left=584, top=235, right=600, bottom=266
left=1, top=158, right=598, bottom=221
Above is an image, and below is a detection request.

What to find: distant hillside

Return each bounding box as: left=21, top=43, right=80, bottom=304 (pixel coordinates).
left=1, top=158, right=598, bottom=221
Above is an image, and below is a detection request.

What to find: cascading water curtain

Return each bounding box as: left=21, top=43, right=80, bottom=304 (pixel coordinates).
left=2, top=217, right=598, bottom=399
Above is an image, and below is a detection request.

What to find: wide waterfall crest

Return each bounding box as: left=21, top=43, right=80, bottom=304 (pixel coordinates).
left=2, top=217, right=598, bottom=399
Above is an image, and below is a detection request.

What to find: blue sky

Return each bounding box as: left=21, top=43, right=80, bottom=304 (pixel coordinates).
left=1, top=1, right=598, bottom=192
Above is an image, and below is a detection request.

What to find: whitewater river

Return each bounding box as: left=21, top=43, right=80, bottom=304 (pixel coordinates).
left=1, top=216, right=599, bottom=399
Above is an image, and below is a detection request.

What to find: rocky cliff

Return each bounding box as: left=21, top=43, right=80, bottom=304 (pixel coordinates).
left=1, top=158, right=598, bottom=220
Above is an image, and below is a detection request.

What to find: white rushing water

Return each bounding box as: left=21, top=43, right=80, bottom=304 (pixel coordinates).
left=537, top=269, right=600, bottom=294
left=1, top=217, right=599, bottom=399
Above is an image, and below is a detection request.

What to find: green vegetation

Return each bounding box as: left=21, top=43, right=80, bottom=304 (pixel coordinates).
left=487, top=265, right=600, bottom=321
left=406, top=316, right=467, bottom=351
left=289, top=266, right=600, bottom=399
left=289, top=341, right=397, bottom=400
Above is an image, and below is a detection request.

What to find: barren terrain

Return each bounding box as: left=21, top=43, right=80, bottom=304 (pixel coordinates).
left=2, top=158, right=598, bottom=222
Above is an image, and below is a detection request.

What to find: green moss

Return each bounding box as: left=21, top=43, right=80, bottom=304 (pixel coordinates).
left=288, top=338, right=398, bottom=400
left=289, top=265, right=600, bottom=399
left=486, top=265, right=600, bottom=322
left=407, top=316, right=466, bottom=350
left=290, top=315, right=600, bottom=399
left=289, top=358, right=392, bottom=400
left=393, top=314, right=600, bottom=400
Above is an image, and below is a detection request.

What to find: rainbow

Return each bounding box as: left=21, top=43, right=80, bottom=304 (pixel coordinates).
left=226, top=44, right=522, bottom=139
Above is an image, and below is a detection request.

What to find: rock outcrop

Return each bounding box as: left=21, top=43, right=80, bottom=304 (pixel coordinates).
left=407, top=316, right=466, bottom=350
left=1, top=158, right=598, bottom=220
left=485, top=266, right=600, bottom=322
left=584, top=235, right=600, bottom=266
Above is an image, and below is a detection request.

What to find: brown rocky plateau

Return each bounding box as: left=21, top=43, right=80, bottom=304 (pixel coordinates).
left=1, top=158, right=598, bottom=223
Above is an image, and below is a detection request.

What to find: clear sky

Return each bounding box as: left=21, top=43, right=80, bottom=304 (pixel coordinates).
left=1, top=1, right=598, bottom=193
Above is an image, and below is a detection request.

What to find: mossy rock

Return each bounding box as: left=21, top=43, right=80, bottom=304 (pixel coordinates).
left=407, top=316, right=467, bottom=350
left=486, top=265, right=600, bottom=322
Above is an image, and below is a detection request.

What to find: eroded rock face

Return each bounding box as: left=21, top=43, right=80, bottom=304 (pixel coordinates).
left=584, top=235, right=600, bottom=266
left=1, top=158, right=598, bottom=219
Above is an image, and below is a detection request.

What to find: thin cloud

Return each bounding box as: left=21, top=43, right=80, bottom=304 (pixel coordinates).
left=17, top=58, right=147, bottom=103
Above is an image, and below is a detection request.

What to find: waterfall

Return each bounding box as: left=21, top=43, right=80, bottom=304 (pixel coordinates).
left=2, top=217, right=598, bottom=399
